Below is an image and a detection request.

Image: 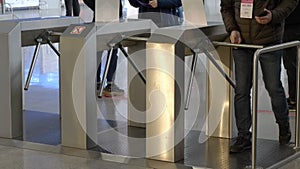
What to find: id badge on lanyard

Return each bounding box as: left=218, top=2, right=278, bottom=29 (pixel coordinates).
left=240, top=0, right=254, bottom=19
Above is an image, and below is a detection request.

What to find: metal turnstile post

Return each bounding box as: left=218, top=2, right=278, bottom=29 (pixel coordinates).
left=24, top=38, right=42, bottom=90
left=60, top=24, right=98, bottom=149
left=185, top=50, right=199, bottom=110
left=0, top=22, right=22, bottom=138
left=24, top=31, right=61, bottom=90
left=296, top=45, right=300, bottom=149
left=98, top=47, right=114, bottom=97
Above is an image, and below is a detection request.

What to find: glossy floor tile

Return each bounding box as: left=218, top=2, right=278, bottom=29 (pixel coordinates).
left=0, top=145, right=152, bottom=169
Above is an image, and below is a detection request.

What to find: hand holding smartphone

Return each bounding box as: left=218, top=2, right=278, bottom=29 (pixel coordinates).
left=256, top=10, right=268, bottom=17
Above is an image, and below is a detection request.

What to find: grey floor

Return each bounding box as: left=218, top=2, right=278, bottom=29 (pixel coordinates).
left=0, top=4, right=300, bottom=169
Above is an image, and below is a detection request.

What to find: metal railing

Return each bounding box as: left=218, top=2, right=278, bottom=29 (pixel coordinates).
left=251, top=41, right=300, bottom=169
left=213, top=40, right=300, bottom=169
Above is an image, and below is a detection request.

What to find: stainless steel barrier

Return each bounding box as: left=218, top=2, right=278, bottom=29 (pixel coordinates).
left=0, top=17, right=82, bottom=139
left=212, top=40, right=300, bottom=169
left=98, top=46, right=114, bottom=96
left=60, top=20, right=154, bottom=149
left=185, top=50, right=199, bottom=110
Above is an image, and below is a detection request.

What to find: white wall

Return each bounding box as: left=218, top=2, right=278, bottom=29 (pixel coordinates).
left=5, top=0, right=39, bottom=8
left=42, top=0, right=60, bottom=9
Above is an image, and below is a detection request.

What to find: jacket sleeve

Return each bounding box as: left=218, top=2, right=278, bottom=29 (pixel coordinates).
left=220, top=0, right=240, bottom=33
left=128, top=0, right=141, bottom=8
left=157, top=0, right=182, bottom=8
left=271, top=0, right=299, bottom=24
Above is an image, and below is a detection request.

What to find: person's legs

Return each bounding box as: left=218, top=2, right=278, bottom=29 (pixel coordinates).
left=103, top=49, right=124, bottom=96
left=72, top=0, right=80, bottom=16
left=233, top=49, right=254, bottom=136
left=96, top=51, right=102, bottom=90
left=106, top=49, right=118, bottom=83
left=230, top=48, right=254, bottom=153
left=283, top=25, right=299, bottom=107
left=283, top=47, right=297, bottom=102
left=260, top=50, right=291, bottom=144
left=97, top=49, right=117, bottom=85
left=64, top=0, right=72, bottom=16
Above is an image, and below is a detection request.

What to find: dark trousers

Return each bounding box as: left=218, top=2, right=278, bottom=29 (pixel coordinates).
left=233, top=46, right=289, bottom=136
left=283, top=24, right=300, bottom=101
left=65, top=0, right=80, bottom=16
left=97, top=49, right=119, bottom=83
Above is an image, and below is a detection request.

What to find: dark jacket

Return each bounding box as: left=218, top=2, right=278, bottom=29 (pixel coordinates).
left=286, top=2, right=300, bottom=25
left=128, top=0, right=182, bottom=27
left=220, top=0, right=298, bottom=45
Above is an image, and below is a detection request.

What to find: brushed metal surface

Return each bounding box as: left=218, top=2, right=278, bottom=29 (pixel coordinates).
left=60, top=24, right=98, bottom=149
left=0, top=16, right=82, bottom=140
left=206, top=46, right=236, bottom=138
left=60, top=20, right=153, bottom=149
left=17, top=16, right=82, bottom=31
left=95, top=0, right=119, bottom=23
left=0, top=22, right=22, bottom=138
left=182, top=0, right=207, bottom=26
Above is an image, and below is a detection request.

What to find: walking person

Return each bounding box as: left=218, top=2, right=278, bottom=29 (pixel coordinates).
left=220, top=0, right=298, bottom=153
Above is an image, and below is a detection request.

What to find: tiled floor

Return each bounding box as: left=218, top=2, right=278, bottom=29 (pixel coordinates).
left=0, top=4, right=300, bottom=169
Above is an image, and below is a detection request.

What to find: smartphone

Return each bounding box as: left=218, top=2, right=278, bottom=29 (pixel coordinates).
left=256, top=11, right=268, bottom=17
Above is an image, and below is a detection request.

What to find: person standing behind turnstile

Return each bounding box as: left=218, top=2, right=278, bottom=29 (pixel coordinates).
left=128, top=0, right=182, bottom=27
left=65, top=0, right=80, bottom=16
left=220, top=0, right=298, bottom=153
left=283, top=2, right=300, bottom=111
left=83, top=0, right=125, bottom=97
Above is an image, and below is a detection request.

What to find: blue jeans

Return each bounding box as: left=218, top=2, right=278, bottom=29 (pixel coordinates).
left=97, top=49, right=118, bottom=83
left=233, top=47, right=289, bottom=136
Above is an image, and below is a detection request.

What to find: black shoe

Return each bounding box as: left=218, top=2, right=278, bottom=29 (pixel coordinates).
left=278, top=122, right=291, bottom=145
left=230, top=136, right=251, bottom=153
left=287, top=98, right=296, bottom=111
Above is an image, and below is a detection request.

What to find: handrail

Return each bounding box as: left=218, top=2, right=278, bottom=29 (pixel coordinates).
left=212, top=41, right=264, bottom=49
left=212, top=40, right=300, bottom=169
left=252, top=40, right=300, bottom=169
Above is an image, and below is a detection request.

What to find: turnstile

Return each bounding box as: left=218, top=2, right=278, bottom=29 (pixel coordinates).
left=0, top=16, right=82, bottom=139
left=60, top=20, right=155, bottom=149
left=59, top=0, right=235, bottom=163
